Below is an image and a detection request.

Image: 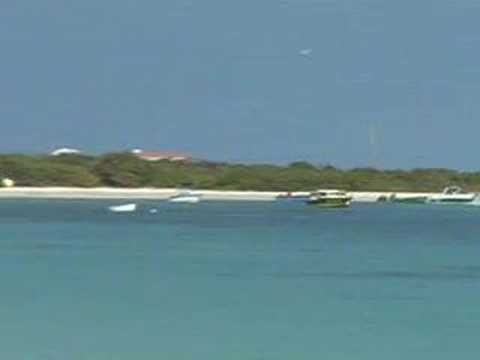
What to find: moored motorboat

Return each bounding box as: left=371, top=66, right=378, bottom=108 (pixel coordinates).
left=428, top=186, right=477, bottom=204
left=168, top=191, right=201, bottom=204
left=306, top=189, right=352, bottom=208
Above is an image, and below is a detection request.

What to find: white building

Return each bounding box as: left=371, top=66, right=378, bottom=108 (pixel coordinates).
left=51, top=148, right=82, bottom=156
left=1, top=178, right=15, bottom=188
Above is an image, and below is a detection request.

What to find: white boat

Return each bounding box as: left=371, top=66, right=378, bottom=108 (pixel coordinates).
left=428, top=186, right=477, bottom=204
left=168, top=192, right=201, bottom=204
left=351, top=192, right=389, bottom=203
left=108, top=203, right=137, bottom=212
left=307, top=189, right=352, bottom=208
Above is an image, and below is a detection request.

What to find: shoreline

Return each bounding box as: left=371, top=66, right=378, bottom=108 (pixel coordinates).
left=0, top=187, right=438, bottom=202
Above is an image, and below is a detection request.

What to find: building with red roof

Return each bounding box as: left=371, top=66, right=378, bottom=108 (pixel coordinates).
left=131, top=149, right=192, bottom=162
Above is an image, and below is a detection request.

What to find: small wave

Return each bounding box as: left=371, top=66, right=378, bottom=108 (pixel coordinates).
left=272, top=270, right=480, bottom=280
left=299, top=48, right=313, bottom=56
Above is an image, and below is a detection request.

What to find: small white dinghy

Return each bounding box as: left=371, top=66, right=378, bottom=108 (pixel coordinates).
left=168, top=191, right=201, bottom=204
left=108, top=203, right=137, bottom=213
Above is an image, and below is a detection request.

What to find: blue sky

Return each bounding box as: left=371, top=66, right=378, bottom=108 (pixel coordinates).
left=2, top=0, right=480, bottom=169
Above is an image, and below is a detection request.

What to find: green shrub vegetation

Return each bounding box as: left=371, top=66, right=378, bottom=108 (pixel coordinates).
left=0, top=153, right=479, bottom=192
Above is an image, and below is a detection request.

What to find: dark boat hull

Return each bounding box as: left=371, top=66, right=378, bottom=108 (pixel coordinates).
left=306, top=198, right=351, bottom=208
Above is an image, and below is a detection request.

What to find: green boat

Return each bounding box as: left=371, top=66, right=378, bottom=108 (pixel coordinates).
left=390, top=194, right=428, bottom=204
left=306, top=190, right=352, bottom=208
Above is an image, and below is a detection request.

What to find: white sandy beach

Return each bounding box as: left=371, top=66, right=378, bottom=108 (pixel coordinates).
left=0, top=187, right=279, bottom=201
left=0, top=187, right=439, bottom=202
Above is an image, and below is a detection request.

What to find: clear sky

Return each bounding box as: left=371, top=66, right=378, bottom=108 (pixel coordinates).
left=2, top=0, right=480, bottom=169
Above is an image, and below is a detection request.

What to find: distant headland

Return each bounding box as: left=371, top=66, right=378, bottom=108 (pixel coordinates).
left=0, top=149, right=478, bottom=193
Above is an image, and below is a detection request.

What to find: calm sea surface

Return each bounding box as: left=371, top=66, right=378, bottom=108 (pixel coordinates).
left=1, top=200, right=479, bottom=359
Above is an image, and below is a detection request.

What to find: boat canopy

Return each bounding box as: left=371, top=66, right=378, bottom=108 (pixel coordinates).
left=311, top=189, right=348, bottom=196
left=442, top=186, right=465, bottom=195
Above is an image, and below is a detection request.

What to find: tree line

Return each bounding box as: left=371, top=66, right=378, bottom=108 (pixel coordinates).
left=0, top=153, right=479, bottom=192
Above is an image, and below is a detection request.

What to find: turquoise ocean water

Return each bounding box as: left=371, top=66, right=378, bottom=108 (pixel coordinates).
left=1, top=200, right=480, bottom=359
